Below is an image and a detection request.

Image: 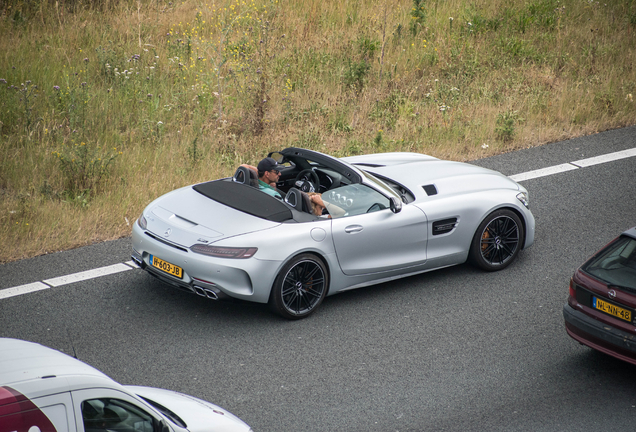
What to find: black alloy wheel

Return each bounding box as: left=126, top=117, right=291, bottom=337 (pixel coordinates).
left=469, top=209, right=523, bottom=271
left=269, top=254, right=328, bottom=319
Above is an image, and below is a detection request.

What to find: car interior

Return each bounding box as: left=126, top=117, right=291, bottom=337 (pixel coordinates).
left=82, top=398, right=154, bottom=432
left=228, top=147, right=410, bottom=219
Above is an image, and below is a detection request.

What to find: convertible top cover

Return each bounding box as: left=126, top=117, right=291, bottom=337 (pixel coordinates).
left=193, top=180, right=292, bottom=222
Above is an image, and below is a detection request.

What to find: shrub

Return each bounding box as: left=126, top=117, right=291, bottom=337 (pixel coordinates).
left=343, top=60, right=371, bottom=94
left=410, top=0, right=427, bottom=36
left=495, top=110, right=521, bottom=142
left=52, top=141, right=120, bottom=196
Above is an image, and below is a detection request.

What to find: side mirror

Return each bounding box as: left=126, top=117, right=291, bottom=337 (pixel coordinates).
left=389, top=197, right=402, bottom=214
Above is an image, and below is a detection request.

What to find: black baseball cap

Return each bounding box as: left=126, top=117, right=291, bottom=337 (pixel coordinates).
left=257, top=157, right=285, bottom=173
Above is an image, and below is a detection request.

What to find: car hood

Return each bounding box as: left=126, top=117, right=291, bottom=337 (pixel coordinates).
left=127, top=385, right=251, bottom=432
left=344, top=153, right=521, bottom=197
left=342, top=152, right=439, bottom=166
left=144, top=185, right=280, bottom=247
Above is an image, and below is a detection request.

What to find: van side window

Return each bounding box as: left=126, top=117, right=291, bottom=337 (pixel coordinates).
left=82, top=398, right=154, bottom=432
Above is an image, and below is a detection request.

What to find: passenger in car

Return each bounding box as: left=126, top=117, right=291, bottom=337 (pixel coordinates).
left=240, top=157, right=286, bottom=199
left=307, top=192, right=328, bottom=217
left=307, top=192, right=346, bottom=218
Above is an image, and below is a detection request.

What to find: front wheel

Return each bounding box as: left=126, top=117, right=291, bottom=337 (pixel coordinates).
left=269, top=254, right=329, bottom=319
left=469, top=209, right=524, bottom=271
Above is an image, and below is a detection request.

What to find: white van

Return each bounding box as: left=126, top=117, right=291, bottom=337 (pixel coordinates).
left=0, top=338, right=251, bottom=432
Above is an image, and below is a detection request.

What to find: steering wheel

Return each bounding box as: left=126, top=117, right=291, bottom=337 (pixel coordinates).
left=294, top=169, right=320, bottom=193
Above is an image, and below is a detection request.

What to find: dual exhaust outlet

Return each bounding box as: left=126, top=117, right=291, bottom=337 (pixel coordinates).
left=194, top=286, right=219, bottom=300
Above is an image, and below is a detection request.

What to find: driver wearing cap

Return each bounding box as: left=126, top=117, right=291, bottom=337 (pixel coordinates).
left=241, top=157, right=285, bottom=199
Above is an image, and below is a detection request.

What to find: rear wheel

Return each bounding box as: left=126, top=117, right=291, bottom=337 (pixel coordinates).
left=269, top=254, right=328, bottom=319
left=469, top=209, right=524, bottom=271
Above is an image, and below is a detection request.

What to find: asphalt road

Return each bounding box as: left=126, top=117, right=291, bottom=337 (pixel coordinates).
left=1, top=126, right=636, bottom=431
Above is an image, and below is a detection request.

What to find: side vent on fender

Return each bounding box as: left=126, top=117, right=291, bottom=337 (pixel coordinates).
left=432, top=218, right=458, bottom=236
left=422, top=184, right=438, bottom=196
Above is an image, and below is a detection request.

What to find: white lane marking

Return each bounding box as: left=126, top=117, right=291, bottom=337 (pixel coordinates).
left=0, top=264, right=134, bottom=299
left=43, top=263, right=132, bottom=287
left=509, top=163, right=578, bottom=182
left=1, top=147, right=635, bottom=300
left=0, top=282, right=51, bottom=300
left=510, top=147, right=636, bottom=182
left=570, top=147, right=636, bottom=168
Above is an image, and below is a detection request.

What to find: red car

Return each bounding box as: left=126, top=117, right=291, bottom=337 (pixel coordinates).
left=563, top=227, right=636, bottom=365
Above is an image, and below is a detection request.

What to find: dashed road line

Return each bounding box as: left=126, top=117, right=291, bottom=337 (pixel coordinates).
left=1, top=147, right=635, bottom=300
left=508, top=163, right=578, bottom=182
left=509, top=147, right=636, bottom=182
left=0, top=262, right=138, bottom=300
left=0, top=282, right=51, bottom=300
left=43, top=263, right=133, bottom=287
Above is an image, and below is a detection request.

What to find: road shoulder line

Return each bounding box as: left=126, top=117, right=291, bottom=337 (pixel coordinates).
left=510, top=147, right=636, bottom=182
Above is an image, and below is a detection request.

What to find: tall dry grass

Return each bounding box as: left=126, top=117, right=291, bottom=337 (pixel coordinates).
left=1, top=0, right=635, bottom=262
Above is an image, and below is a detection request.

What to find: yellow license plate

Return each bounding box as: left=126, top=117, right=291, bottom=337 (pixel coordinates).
left=150, top=255, right=183, bottom=279
left=593, top=297, right=632, bottom=322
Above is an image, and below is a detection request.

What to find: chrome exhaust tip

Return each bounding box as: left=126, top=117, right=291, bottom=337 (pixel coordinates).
left=204, top=289, right=219, bottom=300
left=194, top=286, right=219, bottom=300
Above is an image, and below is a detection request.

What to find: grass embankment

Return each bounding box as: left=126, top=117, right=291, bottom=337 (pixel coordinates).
left=1, top=0, right=635, bottom=263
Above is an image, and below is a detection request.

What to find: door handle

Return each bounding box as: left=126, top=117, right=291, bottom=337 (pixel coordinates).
left=344, top=225, right=363, bottom=233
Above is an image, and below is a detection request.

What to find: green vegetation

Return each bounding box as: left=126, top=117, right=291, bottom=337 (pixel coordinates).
left=1, top=0, right=635, bottom=262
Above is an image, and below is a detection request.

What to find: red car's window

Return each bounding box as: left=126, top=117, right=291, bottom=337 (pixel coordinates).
left=583, top=235, right=636, bottom=290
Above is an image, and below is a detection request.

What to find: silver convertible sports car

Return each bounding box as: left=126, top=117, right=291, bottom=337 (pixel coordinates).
left=132, top=147, right=535, bottom=319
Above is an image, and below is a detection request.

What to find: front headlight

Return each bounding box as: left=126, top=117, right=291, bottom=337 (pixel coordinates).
left=516, top=192, right=530, bottom=209
left=138, top=214, right=147, bottom=229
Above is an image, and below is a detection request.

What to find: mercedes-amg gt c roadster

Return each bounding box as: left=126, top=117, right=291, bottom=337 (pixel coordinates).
left=132, top=147, right=535, bottom=319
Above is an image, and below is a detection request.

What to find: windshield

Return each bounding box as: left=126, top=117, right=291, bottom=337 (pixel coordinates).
left=582, top=235, right=636, bottom=290
left=358, top=169, right=401, bottom=199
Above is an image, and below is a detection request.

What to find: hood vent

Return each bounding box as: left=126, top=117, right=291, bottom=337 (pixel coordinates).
left=422, top=184, right=438, bottom=196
